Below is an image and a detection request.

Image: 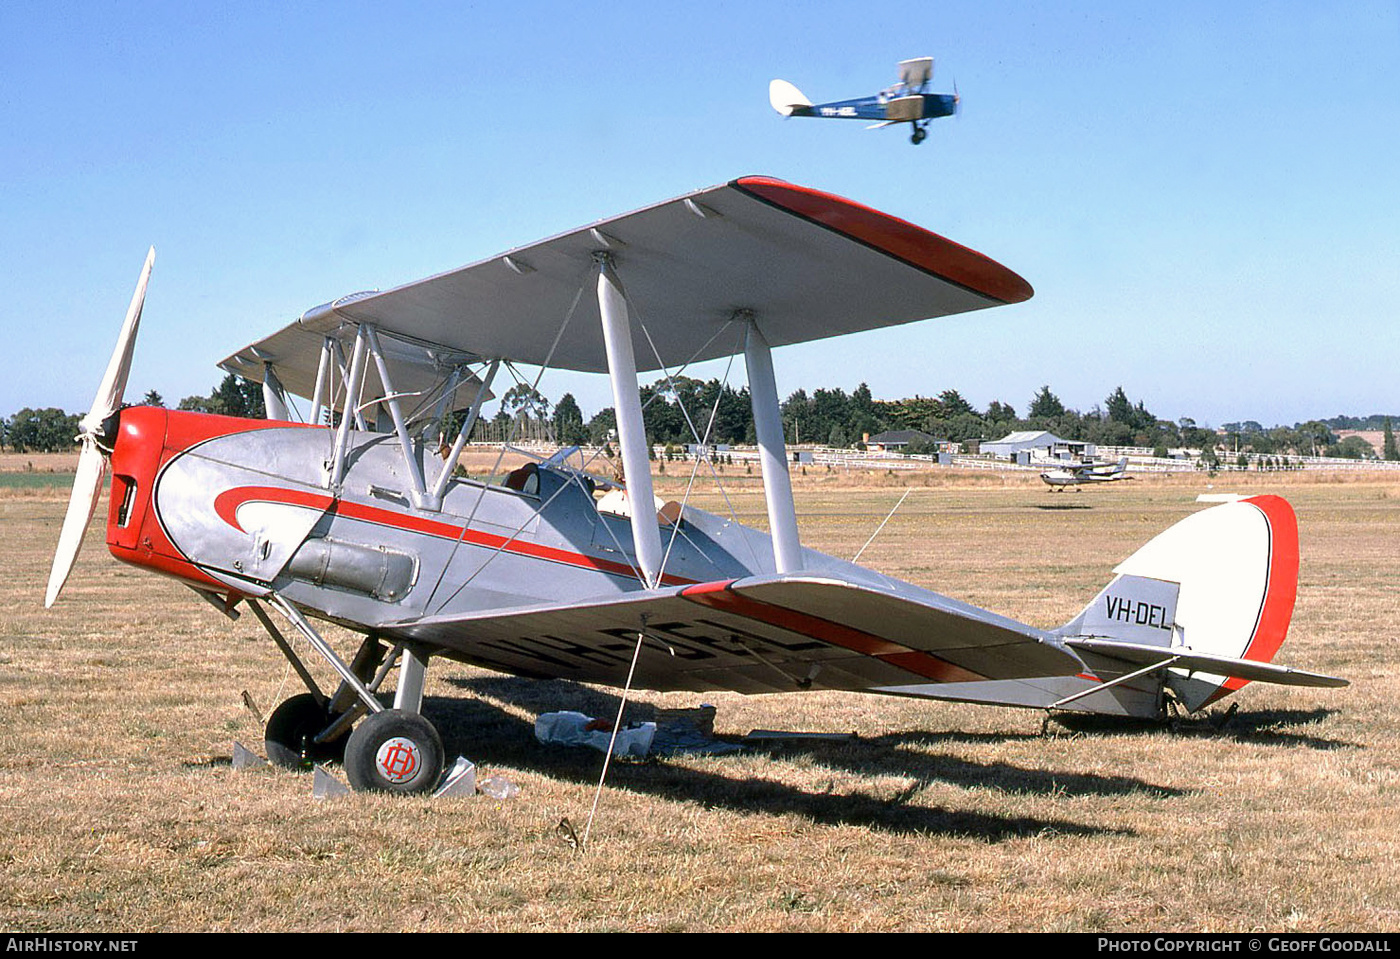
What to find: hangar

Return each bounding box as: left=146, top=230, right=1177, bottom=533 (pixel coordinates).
left=981, top=430, right=1096, bottom=464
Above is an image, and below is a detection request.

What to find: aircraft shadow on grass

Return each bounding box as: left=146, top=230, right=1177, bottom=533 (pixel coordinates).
left=431, top=675, right=1173, bottom=839
left=1044, top=706, right=1351, bottom=751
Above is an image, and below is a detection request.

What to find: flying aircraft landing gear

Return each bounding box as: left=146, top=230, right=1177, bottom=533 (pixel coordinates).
left=910, top=125, right=927, bottom=145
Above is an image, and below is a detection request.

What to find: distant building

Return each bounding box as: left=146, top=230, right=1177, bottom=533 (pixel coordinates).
left=863, top=429, right=945, bottom=452
left=685, top=443, right=731, bottom=460
left=981, top=430, right=1096, bottom=464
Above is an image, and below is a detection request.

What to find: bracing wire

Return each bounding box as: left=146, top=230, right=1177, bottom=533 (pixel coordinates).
left=627, top=297, right=765, bottom=572
left=424, top=269, right=662, bottom=612
left=853, top=487, right=914, bottom=563
left=581, top=618, right=648, bottom=852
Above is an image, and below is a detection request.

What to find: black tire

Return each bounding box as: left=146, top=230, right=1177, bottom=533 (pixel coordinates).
left=264, top=693, right=346, bottom=770
left=344, top=709, right=444, bottom=794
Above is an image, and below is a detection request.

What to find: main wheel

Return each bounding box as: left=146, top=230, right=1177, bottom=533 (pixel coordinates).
left=264, top=693, right=346, bottom=769
left=344, top=709, right=444, bottom=794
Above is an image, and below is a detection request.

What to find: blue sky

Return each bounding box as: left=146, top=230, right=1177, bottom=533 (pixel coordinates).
left=3, top=1, right=1396, bottom=428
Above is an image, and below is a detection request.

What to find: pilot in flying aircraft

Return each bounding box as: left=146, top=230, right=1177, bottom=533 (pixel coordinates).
left=769, top=58, right=959, bottom=145
left=46, top=177, right=1345, bottom=795
left=1041, top=456, right=1132, bottom=491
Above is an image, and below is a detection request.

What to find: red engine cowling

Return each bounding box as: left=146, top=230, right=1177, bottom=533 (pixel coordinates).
left=105, top=406, right=272, bottom=592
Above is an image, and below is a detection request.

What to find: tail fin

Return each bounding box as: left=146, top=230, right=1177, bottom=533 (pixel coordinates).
left=769, top=79, right=812, bottom=116
left=1058, top=495, right=1343, bottom=711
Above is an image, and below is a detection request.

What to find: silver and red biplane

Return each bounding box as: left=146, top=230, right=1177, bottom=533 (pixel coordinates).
left=46, top=177, right=1345, bottom=794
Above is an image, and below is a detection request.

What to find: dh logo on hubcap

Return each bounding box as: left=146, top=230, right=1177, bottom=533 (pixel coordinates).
left=376, top=736, right=421, bottom=784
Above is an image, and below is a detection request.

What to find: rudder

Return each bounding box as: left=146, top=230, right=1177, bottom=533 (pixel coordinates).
left=1059, top=495, right=1299, bottom=711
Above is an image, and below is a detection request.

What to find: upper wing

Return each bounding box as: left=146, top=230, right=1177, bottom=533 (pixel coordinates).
left=899, top=57, right=934, bottom=89
left=387, top=573, right=1080, bottom=695
left=224, top=177, right=1031, bottom=377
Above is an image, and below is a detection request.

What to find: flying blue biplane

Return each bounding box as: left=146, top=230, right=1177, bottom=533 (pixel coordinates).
left=769, top=58, right=959, bottom=144
left=46, top=177, right=1345, bottom=795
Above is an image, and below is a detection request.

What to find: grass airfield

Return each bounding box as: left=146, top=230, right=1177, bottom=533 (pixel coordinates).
left=1, top=464, right=1395, bottom=932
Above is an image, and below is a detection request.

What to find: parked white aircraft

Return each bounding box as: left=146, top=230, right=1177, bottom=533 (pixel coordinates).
left=1042, top=457, right=1131, bottom=491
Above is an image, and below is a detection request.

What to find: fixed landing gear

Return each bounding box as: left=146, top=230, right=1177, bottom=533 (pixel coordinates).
left=344, top=709, right=445, bottom=793
left=252, top=597, right=447, bottom=794
left=264, top=692, right=348, bottom=769
left=910, top=125, right=927, bottom=145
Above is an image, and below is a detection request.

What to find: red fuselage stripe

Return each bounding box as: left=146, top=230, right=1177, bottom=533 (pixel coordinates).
left=213, top=485, right=694, bottom=587
left=680, top=581, right=987, bottom=683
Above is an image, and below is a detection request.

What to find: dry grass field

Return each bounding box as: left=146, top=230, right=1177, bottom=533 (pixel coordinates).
left=1, top=465, right=1395, bottom=932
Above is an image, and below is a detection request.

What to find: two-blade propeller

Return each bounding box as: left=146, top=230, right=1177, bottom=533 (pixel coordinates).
left=45, top=248, right=154, bottom=608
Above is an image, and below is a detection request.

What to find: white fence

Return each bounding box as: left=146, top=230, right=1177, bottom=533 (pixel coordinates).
left=727, top=447, right=1400, bottom=474
left=479, top=442, right=1400, bottom=475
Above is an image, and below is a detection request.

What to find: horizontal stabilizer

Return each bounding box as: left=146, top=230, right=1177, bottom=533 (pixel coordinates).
left=1066, top=638, right=1348, bottom=689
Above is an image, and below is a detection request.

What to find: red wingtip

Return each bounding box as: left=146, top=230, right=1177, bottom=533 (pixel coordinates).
left=732, top=176, right=1034, bottom=304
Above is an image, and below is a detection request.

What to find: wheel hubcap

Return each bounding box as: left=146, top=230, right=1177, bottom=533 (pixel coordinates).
left=375, top=736, right=422, bottom=784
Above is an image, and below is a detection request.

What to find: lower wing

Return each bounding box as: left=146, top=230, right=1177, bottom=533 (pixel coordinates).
left=387, top=574, right=1081, bottom=694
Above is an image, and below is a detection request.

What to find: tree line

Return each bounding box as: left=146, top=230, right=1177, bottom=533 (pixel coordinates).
left=1, top=376, right=265, bottom=452
left=4, top=373, right=1396, bottom=463
left=470, top=378, right=1399, bottom=463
